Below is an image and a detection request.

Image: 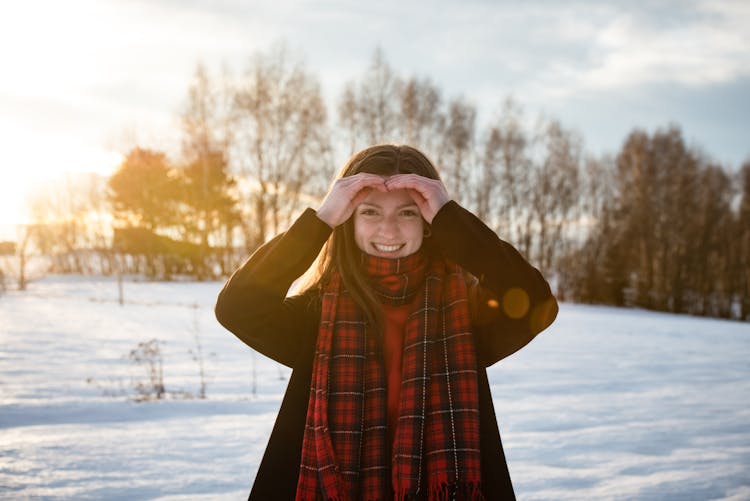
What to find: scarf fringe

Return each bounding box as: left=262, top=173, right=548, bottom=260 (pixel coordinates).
left=430, top=481, right=484, bottom=501
left=393, top=481, right=484, bottom=501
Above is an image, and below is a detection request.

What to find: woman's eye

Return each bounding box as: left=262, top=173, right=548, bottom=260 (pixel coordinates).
left=360, top=208, right=378, bottom=216
left=400, top=209, right=419, bottom=217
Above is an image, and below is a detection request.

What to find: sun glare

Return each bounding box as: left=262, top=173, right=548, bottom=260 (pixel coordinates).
left=0, top=128, right=122, bottom=229
left=0, top=3, right=128, bottom=236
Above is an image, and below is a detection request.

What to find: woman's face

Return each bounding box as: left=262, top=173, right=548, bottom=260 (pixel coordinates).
left=353, top=187, right=424, bottom=258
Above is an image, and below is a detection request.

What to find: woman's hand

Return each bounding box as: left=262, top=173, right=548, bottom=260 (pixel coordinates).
left=316, top=173, right=387, bottom=227
left=385, top=174, right=451, bottom=224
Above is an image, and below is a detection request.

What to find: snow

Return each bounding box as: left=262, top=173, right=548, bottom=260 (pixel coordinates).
left=1, top=275, right=748, bottom=500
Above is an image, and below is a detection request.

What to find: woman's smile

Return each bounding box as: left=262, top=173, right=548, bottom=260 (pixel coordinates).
left=372, top=242, right=405, bottom=254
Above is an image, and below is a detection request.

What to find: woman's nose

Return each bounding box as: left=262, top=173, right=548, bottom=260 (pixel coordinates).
left=378, top=216, right=399, bottom=236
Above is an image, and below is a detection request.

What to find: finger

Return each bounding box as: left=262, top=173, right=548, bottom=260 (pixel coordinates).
left=349, top=174, right=387, bottom=192
left=352, top=172, right=388, bottom=183
left=337, top=176, right=384, bottom=200
left=385, top=173, right=414, bottom=186
left=369, top=179, right=388, bottom=192
left=386, top=174, right=431, bottom=191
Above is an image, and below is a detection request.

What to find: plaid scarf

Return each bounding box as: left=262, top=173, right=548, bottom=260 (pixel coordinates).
left=296, top=250, right=483, bottom=501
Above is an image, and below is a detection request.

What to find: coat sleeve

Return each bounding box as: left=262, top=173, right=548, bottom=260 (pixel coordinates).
left=214, top=208, right=332, bottom=368
left=430, top=201, right=559, bottom=366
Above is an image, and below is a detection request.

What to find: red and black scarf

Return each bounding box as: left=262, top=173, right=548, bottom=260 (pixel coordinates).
left=296, top=250, right=483, bottom=501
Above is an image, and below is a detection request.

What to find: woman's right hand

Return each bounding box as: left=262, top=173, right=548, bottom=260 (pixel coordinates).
left=316, top=173, right=387, bottom=228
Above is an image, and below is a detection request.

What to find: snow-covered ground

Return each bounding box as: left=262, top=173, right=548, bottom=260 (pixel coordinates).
left=1, top=275, right=748, bottom=500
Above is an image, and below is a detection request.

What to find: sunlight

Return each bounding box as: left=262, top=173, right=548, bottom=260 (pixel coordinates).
left=0, top=2, right=126, bottom=231
left=0, top=125, right=122, bottom=227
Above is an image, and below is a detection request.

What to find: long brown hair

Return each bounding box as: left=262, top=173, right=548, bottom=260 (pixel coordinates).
left=302, top=144, right=443, bottom=335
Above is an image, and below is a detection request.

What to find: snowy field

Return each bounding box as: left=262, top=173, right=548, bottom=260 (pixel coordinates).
left=1, top=275, right=749, bottom=500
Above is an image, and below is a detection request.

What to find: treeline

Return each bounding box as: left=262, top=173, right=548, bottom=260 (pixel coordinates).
left=560, top=130, right=750, bottom=319
left=2, top=45, right=748, bottom=320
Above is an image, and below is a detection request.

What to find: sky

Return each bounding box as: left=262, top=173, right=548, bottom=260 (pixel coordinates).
left=1, top=0, right=749, bottom=232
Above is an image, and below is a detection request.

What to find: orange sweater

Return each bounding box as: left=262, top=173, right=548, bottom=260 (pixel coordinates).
left=381, top=299, right=416, bottom=454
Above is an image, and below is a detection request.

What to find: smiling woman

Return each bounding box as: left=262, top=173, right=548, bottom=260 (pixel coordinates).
left=215, top=144, right=559, bottom=500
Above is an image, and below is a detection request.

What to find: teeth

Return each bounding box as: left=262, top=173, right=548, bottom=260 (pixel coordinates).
left=374, top=243, right=402, bottom=252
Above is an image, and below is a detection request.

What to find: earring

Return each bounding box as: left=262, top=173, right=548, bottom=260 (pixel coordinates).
left=423, top=226, right=432, bottom=238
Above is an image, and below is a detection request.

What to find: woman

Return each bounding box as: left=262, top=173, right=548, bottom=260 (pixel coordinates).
left=215, top=144, right=558, bottom=500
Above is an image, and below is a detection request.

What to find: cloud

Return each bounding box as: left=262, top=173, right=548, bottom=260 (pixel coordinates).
left=536, top=0, right=750, bottom=98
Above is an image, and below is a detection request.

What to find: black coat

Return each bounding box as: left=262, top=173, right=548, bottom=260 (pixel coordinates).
left=215, top=201, right=558, bottom=500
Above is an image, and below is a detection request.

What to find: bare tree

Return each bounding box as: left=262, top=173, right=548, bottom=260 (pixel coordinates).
left=439, top=97, right=477, bottom=208
left=26, top=174, right=111, bottom=275
left=181, top=63, right=233, bottom=159
left=337, top=47, right=403, bottom=153
left=399, top=77, right=445, bottom=156
left=14, top=225, right=33, bottom=291
left=231, top=43, right=331, bottom=250
left=81, top=173, right=115, bottom=274
left=687, top=163, right=733, bottom=316
left=180, top=64, right=241, bottom=276
left=530, top=119, right=582, bottom=272
left=580, top=154, right=616, bottom=239
left=338, top=82, right=360, bottom=156
left=478, top=98, right=530, bottom=241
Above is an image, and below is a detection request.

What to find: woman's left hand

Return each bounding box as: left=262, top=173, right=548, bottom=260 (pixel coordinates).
left=385, top=174, right=451, bottom=224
